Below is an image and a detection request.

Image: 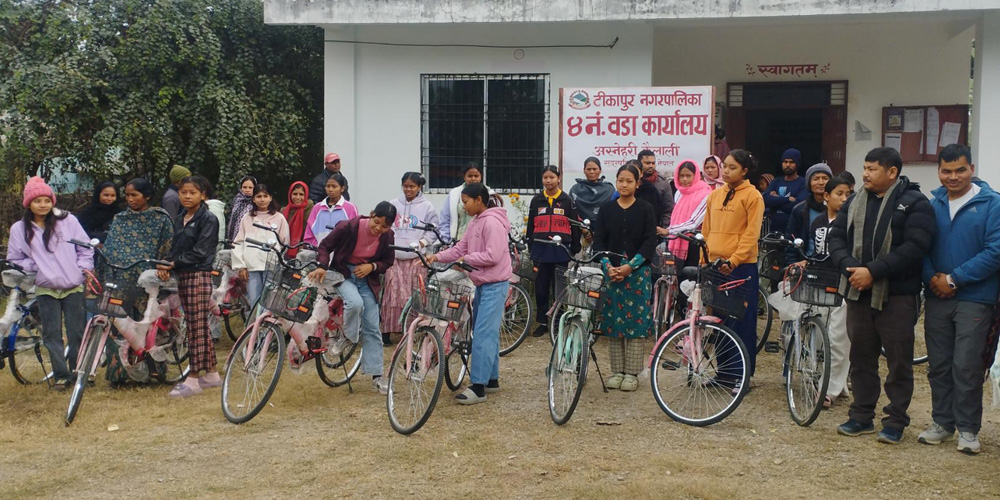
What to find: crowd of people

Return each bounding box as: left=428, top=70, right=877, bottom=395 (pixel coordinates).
left=5, top=143, right=998, bottom=454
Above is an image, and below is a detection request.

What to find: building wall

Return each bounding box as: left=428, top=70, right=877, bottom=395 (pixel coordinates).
left=330, top=22, right=654, bottom=209
left=653, top=18, right=976, bottom=193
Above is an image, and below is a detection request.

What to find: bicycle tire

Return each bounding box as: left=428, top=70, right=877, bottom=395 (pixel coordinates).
left=755, top=286, right=773, bottom=353
left=499, top=283, right=533, bottom=356
left=387, top=326, right=444, bottom=435
left=221, top=321, right=285, bottom=424
left=66, top=323, right=104, bottom=426
left=785, top=316, right=831, bottom=426
left=548, top=317, right=589, bottom=425
left=157, top=316, right=190, bottom=384
left=653, top=279, right=679, bottom=338
left=548, top=299, right=570, bottom=346
left=223, top=295, right=251, bottom=343
left=650, top=320, right=750, bottom=426
left=8, top=316, right=50, bottom=385
left=316, top=326, right=363, bottom=388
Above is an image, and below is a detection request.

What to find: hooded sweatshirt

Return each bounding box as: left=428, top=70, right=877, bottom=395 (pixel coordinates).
left=7, top=210, right=94, bottom=290
left=304, top=196, right=359, bottom=246
left=569, top=177, right=615, bottom=221
left=437, top=207, right=512, bottom=286
left=232, top=211, right=290, bottom=272
left=390, top=192, right=440, bottom=260
left=702, top=180, right=764, bottom=267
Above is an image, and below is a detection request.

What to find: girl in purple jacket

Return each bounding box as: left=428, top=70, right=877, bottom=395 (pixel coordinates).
left=7, top=177, right=94, bottom=390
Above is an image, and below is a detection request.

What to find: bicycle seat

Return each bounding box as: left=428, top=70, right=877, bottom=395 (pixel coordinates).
left=679, top=266, right=700, bottom=281
left=2, top=269, right=35, bottom=289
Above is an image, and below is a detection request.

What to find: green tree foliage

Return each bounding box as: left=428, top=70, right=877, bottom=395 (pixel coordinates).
left=0, top=0, right=323, bottom=200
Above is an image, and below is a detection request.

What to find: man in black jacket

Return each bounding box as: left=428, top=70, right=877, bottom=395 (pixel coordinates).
left=828, top=147, right=935, bottom=444
left=309, top=152, right=350, bottom=203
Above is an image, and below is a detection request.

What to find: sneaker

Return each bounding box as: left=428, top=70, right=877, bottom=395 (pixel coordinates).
left=372, top=376, right=388, bottom=395
left=837, top=419, right=876, bottom=437
left=918, top=422, right=955, bottom=445
left=329, top=335, right=354, bottom=356
left=606, top=372, right=625, bottom=390
left=877, top=427, right=904, bottom=444
left=957, top=432, right=981, bottom=455
left=620, top=374, right=639, bottom=392
left=531, top=324, right=548, bottom=338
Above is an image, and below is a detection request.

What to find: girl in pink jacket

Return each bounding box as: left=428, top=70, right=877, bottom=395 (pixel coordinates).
left=428, top=183, right=511, bottom=405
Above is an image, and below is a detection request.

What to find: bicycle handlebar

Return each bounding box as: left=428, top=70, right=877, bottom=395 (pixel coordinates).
left=412, top=222, right=446, bottom=244
left=69, top=239, right=170, bottom=270
left=253, top=223, right=314, bottom=252
left=389, top=245, right=478, bottom=273
left=2, top=259, right=24, bottom=273
left=245, top=238, right=313, bottom=271
left=760, top=232, right=832, bottom=264
left=532, top=237, right=625, bottom=264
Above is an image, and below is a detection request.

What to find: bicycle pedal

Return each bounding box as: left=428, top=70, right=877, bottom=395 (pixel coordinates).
left=764, top=341, right=780, bottom=353
left=305, top=335, right=324, bottom=351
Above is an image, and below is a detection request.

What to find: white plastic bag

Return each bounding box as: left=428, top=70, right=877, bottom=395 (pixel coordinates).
left=768, top=280, right=806, bottom=322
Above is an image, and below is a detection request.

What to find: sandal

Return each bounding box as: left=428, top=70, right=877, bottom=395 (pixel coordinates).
left=198, top=375, right=222, bottom=389
left=167, top=382, right=203, bottom=399
left=620, top=374, right=639, bottom=392
left=606, top=373, right=625, bottom=390
left=455, top=387, right=487, bottom=405
left=51, top=378, right=70, bottom=391
left=823, top=395, right=835, bottom=409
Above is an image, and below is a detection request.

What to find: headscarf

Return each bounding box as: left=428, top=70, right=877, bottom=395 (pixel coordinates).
left=227, top=175, right=257, bottom=241
left=281, top=181, right=313, bottom=257
left=703, top=155, right=724, bottom=190
left=76, top=181, right=123, bottom=243
left=668, top=160, right=711, bottom=259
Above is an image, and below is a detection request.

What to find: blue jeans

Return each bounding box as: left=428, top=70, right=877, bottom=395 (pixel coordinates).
left=339, top=266, right=383, bottom=376
left=470, top=281, right=508, bottom=385
left=718, top=263, right=759, bottom=380
left=245, top=270, right=265, bottom=307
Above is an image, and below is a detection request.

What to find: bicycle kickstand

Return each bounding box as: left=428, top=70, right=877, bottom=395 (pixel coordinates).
left=591, top=348, right=608, bottom=393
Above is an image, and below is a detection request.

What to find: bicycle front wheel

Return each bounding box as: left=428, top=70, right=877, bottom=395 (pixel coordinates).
left=548, top=318, right=589, bottom=425
left=786, top=317, right=831, bottom=426
left=8, top=316, right=50, bottom=385
left=756, top=286, right=773, bottom=353
left=66, top=322, right=105, bottom=426
left=650, top=320, right=750, bottom=426
left=221, top=321, right=285, bottom=424
left=499, top=284, right=533, bottom=356
left=316, top=326, right=362, bottom=388
left=387, top=326, right=444, bottom=435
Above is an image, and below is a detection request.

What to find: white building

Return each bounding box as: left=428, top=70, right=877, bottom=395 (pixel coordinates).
left=265, top=0, right=1000, bottom=207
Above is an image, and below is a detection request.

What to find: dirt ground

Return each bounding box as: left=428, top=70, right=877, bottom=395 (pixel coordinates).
left=1, top=333, right=998, bottom=500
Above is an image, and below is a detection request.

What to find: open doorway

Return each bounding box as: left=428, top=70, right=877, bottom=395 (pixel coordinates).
left=725, top=81, right=847, bottom=184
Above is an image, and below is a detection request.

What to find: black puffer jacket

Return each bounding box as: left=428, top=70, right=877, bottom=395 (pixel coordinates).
left=169, top=203, right=220, bottom=272
left=828, top=176, right=934, bottom=297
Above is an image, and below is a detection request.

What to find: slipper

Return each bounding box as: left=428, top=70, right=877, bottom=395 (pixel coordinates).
left=455, top=387, right=487, bottom=405
left=823, top=395, right=835, bottom=409
left=198, top=376, right=222, bottom=389
left=167, top=383, right=203, bottom=399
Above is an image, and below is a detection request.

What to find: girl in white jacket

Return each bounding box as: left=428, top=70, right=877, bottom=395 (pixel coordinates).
left=232, top=183, right=289, bottom=307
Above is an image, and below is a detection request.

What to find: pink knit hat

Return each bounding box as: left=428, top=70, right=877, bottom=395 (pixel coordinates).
left=22, top=176, right=56, bottom=208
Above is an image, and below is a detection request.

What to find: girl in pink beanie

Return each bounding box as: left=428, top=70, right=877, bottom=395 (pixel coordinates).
left=7, top=176, right=94, bottom=390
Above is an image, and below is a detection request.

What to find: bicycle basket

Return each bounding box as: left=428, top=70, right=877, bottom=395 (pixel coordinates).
left=410, top=277, right=472, bottom=322
left=260, top=253, right=318, bottom=322
left=211, top=249, right=232, bottom=288
left=511, top=251, right=537, bottom=281
left=788, top=265, right=843, bottom=307
left=652, top=243, right=677, bottom=275
left=699, top=268, right=752, bottom=319
left=86, top=269, right=142, bottom=319
left=758, top=249, right=784, bottom=282
left=558, top=265, right=607, bottom=312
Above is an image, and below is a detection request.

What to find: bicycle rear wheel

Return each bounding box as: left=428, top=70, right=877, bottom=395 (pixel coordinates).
left=8, top=316, right=50, bottom=385
left=66, top=322, right=105, bottom=426
left=499, top=283, right=533, bottom=356
left=159, top=316, right=189, bottom=384
left=653, top=279, right=678, bottom=337
left=756, top=286, right=773, bottom=353
left=316, top=325, right=362, bottom=388
left=786, top=317, right=831, bottom=426
left=387, top=326, right=444, bottom=435
left=445, top=329, right=470, bottom=391
left=650, top=320, right=750, bottom=426
left=548, top=318, right=589, bottom=425
left=221, top=321, right=285, bottom=424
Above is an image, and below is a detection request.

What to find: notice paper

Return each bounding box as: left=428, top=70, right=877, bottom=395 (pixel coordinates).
left=904, top=109, right=924, bottom=133
left=885, top=132, right=902, bottom=152
left=925, top=107, right=940, bottom=155
left=940, top=122, right=961, bottom=147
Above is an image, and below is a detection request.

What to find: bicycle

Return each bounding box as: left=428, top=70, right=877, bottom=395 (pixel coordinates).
left=221, top=229, right=359, bottom=424
left=386, top=243, right=476, bottom=435
left=503, top=233, right=535, bottom=355
left=650, top=242, right=680, bottom=339
left=545, top=218, right=597, bottom=346
left=209, top=241, right=251, bottom=342
left=533, top=235, right=626, bottom=425
left=0, top=259, right=48, bottom=385
left=763, top=234, right=836, bottom=426
left=66, top=238, right=190, bottom=425
left=648, top=232, right=753, bottom=426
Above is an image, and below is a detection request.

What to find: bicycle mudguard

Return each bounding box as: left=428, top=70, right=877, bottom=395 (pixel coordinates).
left=646, top=316, right=725, bottom=369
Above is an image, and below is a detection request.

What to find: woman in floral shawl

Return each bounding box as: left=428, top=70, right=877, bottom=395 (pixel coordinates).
left=101, top=178, right=175, bottom=385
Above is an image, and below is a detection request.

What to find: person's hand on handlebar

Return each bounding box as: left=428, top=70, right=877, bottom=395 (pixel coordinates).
left=156, top=261, right=174, bottom=281
left=353, top=263, right=376, bottom=279
left=656, top=227, right=670, bottom=238
left=306, top=268, right=326, bottom=284
left=718, top=260, right=733, bottom=275
left=425, top=254, right=439, bottom=264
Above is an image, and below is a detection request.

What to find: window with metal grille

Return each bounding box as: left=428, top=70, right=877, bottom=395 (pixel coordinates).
left=421, top=74, right=550, bottom=192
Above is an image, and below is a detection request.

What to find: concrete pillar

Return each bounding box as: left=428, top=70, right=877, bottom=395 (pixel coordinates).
left=323, top=26, right=357, bottom=188
left=972, top=11, right=1000, bottom=187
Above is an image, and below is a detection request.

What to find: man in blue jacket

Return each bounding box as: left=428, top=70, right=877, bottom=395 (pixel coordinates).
left=763, top=148, right=808, bottom=234
left=918, top=144, right=1000, bottom=455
